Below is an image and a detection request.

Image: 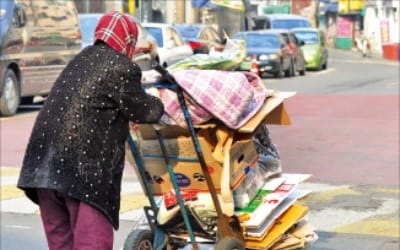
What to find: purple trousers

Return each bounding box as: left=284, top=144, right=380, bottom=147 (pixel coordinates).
left=36, top=189, right=113, bottom=250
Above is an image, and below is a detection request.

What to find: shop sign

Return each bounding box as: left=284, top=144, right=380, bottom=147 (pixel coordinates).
left=338, top=0, right=365, bottom=14
left=380, top=19, right=390, bottom=45
left=337, top=16, right=352, bottom=37
left=210, top=0, right=245, bottom=11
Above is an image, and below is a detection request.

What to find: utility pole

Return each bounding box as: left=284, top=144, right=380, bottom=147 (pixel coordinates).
left=84, top=0, right=90, bottom=13
left=309, top=0, right=320, bottom=28
left=142, top=0, right=152, bottom=22
left=241, top=0, right=253, bottom=30
left=176, top=0, right=185, bottom=23
left=127, top=0, right=135, bottom=14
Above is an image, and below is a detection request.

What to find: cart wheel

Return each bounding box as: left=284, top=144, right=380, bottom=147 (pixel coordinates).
left=123, top=229, right=154, bottom=250
left=215, top=236, right=245, bottom=250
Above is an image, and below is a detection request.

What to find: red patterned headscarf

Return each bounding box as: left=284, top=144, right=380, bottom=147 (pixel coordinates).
left=94, top=11, right=138, bottom=60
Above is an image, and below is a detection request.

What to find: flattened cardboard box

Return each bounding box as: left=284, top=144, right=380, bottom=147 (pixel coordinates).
left=130, top=92, right=294, bottom=195
left=138, top=133, right=259, bottom=195
left=245, top=203, right=309, bottom=250
left=238, top=91, right=294, bottom=133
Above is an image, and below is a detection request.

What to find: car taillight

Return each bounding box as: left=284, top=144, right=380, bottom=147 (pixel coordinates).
left=188, top=40, right=203, bottom=50
left=250, top=54, right=259, bottom=75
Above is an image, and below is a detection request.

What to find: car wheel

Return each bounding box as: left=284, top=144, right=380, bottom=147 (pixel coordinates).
left=273, top=64, right=283, bottom=78
left=322, top=60, right=328, bottom=70
left=292, top=60, right=297, bottom=76
left=318, top=59, right=323, bottom=71
left=215, top=237, right=245, bottom=250
left=299, top=62, right=306, bottom=76
left=20, top=96, right=34, bottom=105
left=0, top=69, right=19, bottom=117
left=284, top=59, right=294, bottom=77
left=123, top=229, right=154, bottom=250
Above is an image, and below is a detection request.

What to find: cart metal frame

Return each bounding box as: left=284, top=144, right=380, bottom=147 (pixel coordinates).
left=124, top=65, right=245, bottom=250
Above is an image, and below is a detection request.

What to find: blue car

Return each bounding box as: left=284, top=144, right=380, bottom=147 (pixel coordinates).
left=233, top=30, right=293, bottom=78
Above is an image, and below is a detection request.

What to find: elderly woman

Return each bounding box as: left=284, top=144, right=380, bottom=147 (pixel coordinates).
left=17, top=11, right=164, bottom=250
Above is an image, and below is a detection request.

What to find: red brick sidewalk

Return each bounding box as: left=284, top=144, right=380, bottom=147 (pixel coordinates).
left=268, top=93, right=399, bottom=186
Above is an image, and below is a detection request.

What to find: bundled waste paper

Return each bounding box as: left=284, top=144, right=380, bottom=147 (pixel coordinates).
left=167, top=38, right=246, bottom=72
left=129, top=37, right=317, bottom=249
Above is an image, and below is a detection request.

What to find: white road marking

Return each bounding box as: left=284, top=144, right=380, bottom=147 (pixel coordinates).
left=4, top=225, right=32, bottom=229
left=1, top=197, right=39, bottom=213
left=121, top=180, right=144, bottom=195
left=330, top=58, right=399, bottom=66
left=384, top=82, right=400, bottom=88
left=309, top=199, right=399, bottom=231
left=0, top=168, right=143, bottom=220
left=1, top=175, right=20, bottom=186
left=119, top=209, right=145, bottom=221
left=309, top=67, right=336, bottom=76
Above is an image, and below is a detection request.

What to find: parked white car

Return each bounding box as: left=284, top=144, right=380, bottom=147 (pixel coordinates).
left=142, top=23, right=194, bottom=67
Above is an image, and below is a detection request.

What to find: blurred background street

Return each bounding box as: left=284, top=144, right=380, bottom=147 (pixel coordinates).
left=1, top=0, right=399, bottom=249
left=1, top=47, right=398, bottom=249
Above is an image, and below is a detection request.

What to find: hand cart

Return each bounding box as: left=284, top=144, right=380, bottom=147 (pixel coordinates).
left=123, top=64, right=246, bottom=250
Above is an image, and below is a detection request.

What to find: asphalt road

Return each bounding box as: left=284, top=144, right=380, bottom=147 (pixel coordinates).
left=0, top=48, right=399, bottom=250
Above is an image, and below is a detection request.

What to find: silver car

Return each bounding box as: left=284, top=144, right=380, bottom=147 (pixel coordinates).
left=142, top=23, right=194, bottom=67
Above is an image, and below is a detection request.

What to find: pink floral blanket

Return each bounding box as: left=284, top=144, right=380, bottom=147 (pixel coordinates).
left=153, top=70, right=268, bottom=129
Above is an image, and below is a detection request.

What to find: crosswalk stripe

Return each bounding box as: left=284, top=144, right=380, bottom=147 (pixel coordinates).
left=2, top=167, right=399, bottom=238
left=1, top=184, right=25, bottom=200
left=120, top=194, right=149, bottom=213
left=0, top=167, right=148, bottom=220
left=1, top=197, right=39, bottom=214
left=334, top=215, right=400, bottom=238
left=0, top=167, right=21, bottom=176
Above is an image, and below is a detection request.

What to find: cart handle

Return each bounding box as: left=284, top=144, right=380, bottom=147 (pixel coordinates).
left=152, top=63, right=175, bottom=84
left=151, top=62, right=244, bottom=242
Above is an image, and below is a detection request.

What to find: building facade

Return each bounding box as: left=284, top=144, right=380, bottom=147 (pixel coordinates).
left=74, top=0, right=398, bottom=58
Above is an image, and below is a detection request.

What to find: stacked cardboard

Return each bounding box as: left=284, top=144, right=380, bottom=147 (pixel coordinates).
left=236, top=174, right=318, bottom=249
left=128, top=91, right=317, bottom=249
left=131, top=91, right=294, bottom=195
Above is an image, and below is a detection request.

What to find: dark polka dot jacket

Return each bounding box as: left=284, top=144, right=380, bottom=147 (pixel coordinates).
left=17, top=43, right=164, bottom=230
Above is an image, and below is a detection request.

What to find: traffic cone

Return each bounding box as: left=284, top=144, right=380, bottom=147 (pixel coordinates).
left=250, top=54, right=259, bottom=76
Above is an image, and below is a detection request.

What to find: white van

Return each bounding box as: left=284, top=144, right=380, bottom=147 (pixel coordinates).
left=0, top=0, right=82, bottom=116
